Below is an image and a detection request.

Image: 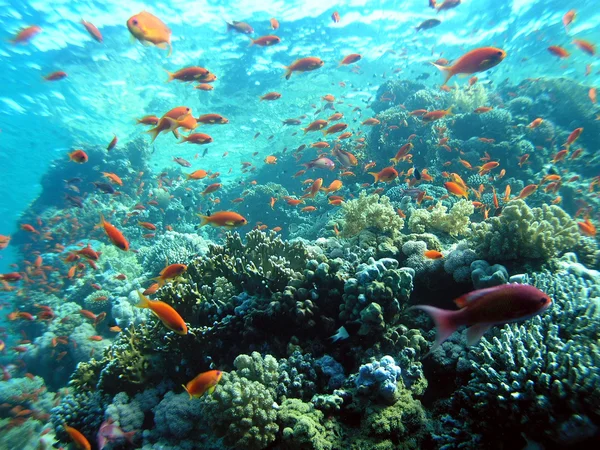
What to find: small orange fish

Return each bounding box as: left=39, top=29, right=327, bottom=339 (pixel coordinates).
left=270, top=18, right=280, bottom=30
left=369, top=166, right=398, bottom=183
left=260, top=92, right=282, bottom=101
left=81, top=19, right=102, bottom=42
left=548, top=45, right=570, bottom=58
left=339, top=54, right=362, bottom=66
left=301, top=206, right=317, bottom=212
left=127, top=11, right=172, bottom=56
left=250, top=35, right=281, bottom=47
left=99, top=215, right=129, bottom=251
left=183, top=370, right=223, bottom=398
left=577, top=218, right=596, bottom=237
left=68, top=150, right=88, bottom=163
left=589, top=88, right=597, bottom=104
left=424, top=250, right=444, bottom=259
left=265, top=155, right=277, bottom=164
left=444, top=181, right=469, bottom=199
left=572, top=39, right=595, bottom=56
left=197, top=211, right=247, bottom=228
left=10, top=25, right=42, bottom=44
left=432, top=47, right=506, bottom=85
left=64, top=425, right=91, bottom=450
left=528, top=118, right=543, bottom=129
left=331, top=11, right=341, bottom=23
left=284, top=57, right=324, bottom=80
left=136, top=291, right=187, bottom=335
left=517, top=184, right=537, bottom=200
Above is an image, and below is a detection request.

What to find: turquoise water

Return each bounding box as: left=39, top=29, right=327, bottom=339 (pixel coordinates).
left=0, top=0, right=599, bottom=448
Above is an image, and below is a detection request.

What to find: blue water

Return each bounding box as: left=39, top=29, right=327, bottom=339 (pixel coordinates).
left=0, top=0, right=599, bottom=448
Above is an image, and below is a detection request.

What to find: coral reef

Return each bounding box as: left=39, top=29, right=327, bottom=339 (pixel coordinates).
left=340, top=192, right=404, bottom=238
left=408, top=200, right=474, bottom=237
left=469, top=199, right=579, bottom=260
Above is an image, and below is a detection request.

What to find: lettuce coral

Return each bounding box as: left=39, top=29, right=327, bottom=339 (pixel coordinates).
left=468, top=199, right=579, bottom=260
left=408, top=200, right=473, bottom=237
left=340, top=192, right=404, bottom=238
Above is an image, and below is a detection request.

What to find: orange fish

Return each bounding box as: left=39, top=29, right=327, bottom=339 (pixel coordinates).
left=528, top=118, right=543, bottom=129
left=64, top=425, right=91, bottom=450
left=226, top=21, right=254, bottom=34
left=422, top=107, right=453, bottom=122
left=81, top=19, right=102, bottom=42
left=195, top=83, right=213, bottom=91
left=304, top=119, right=328, bottom=134
left=432, top=47, right=506, bottom=85
left=250, top=35, right=281, bottom=47
left=136, top=291, right=187, bottom=335
left=99, top=215, right=129, bottom=251
left=361, top=118, right=381, bottom=126
left=154, top=264, right=187, bottom=287
left=136, top=115, right=160, bottom=126
left=331, top=11, right=340, bottom=23
left=339, top=54, right=362, bottom=66
left=180, top=132, right=212, bottom=145
left=183, top=370, right=223, bottom=399
left=424, top=250, right=444, bottom=259
left=201, top=183, right=222, bottom=195
left=10, top=25, right=42, bottom=44
left=197, top=113, right=229, bottom=124
left=321, top=180, right=342, bottom=194
left=43, top=71, right=67, bottom=81
left=589, top=88, right=597, bottom=104
left=577, top=218, right=596, bottom=237
left=102, top=172, right=123, bottom=186
left=197, top=211, right=248, bottom=228
left=563, top=9, right=576, bottom=31
left=270, top=18, right=280, bottom=30
left=573, top=39, right=596, bottom=56
left=107, top=135, right=118, bottom=151
left=517, top=184, right=537, bottom=200
left=323, top=123, right=348, bottom=136
left=478, top=161, right=499, bottom=175
left=548, top=45, right=570, bottom=58
left=127, top=11, right=172, bottom=56
left=369, top=166, right=398, bottom=183
left=284, top=57, right=324, bottom=80
left=165, top=67, right=209, bottom=82
left=444, top=181, right=469, bottom=199
left=564, top=127, right=583, bottom=148
left=69, top=150, right=88, bottom=163
left=474, top=107, right=492, bottom=114
left=138, top=221, right=156, bottom=231
left=260, top=92, right=282, bottom=101
left=264, top=155, right=277, bottom=164
left=301, top=206, right=317, bottom=212
left=186, top=170, right=208, bottom=180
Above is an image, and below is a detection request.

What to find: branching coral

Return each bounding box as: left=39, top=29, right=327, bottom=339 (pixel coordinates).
left=469, top=199, right=579, bottom=260
left=456, top=270, right=600, bottom=446
left=340, top=192, right=404, bottom=238
left=408, top=200, right=473, bottom=237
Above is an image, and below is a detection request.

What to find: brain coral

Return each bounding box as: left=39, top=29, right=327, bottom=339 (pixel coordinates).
left=468, top=199, right=579, bottom=260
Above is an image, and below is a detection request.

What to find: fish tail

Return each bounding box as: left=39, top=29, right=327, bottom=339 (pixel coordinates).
left=445, top=106, right=454, bottom=116
left=167, top=42, right=172, bottom=57
left=431, top=62, right=453, bottom=86
left=164, top=69, right=174, bottom=82
left=408, top=305, right=457, bottom=353
left=322, top=129, right=328, bottom=136
left=283, top=66, right=292, bottom=80
left=248, top=37, right=255, bottom=47
left=146, top=126, right=160, bottom=143
left=368, top=172, right=379, bottom=183
left=197, top=214, right=209, bottom=227
left=135, top=290, right=150, bottom=309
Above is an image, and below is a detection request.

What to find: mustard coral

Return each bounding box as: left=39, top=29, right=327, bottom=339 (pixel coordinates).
left=340, top=192, right=404, bottom=238
left=408, top=200, right=474, bottom=237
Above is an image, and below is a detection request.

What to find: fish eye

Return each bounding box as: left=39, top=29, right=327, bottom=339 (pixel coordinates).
left=132, top=19, right=138, bottom=25
left=497, top=51, right=503, bottom=56
left=540, top=297, right=548, bottom=304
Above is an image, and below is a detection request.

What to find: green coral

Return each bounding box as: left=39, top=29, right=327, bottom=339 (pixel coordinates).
left=340, top=192, right=404, bottom=238
left=352, top=387, right=430, bottom=450
left=278, top=398, right=340, bottom=450
left=233, top=352, right=279, bottom=397
left=468, top=199, right=579, bottom=260
left=201, top=371, right=278, bottom=450
left=408, top=200, right=474, bottom=237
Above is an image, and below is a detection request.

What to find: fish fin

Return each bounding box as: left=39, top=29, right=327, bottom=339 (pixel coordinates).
left=167, top=42, right=172, bottom=57
left=466, top=323, right=492, bottom=346
left=408, top=305, right=457, bottom=353
left=182, top=384, right=193, bottom=399
left=453, top=286, right=495, bottom=308
left=207, top=385, right=217, bottom=395
left=430, top=62, right=453, bottom=85
left=135, top=290, right=150, bottom=309
left=248, top=37, right=255, bottom=47
left=197, top=214, right=209, bottom=227
left=123, top=430, right=137, bottom=444
left=283, top=66, right=292, bottom=80
left=368, top=172, right=379, bottom=183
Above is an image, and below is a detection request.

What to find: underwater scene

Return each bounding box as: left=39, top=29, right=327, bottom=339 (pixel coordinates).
left=1, top=0, right=600, bottom=448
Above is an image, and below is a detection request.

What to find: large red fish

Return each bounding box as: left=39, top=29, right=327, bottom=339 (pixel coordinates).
left=409, top=284, right=551, bottom=352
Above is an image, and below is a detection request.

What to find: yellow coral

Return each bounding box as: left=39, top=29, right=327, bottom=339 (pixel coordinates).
left=449, top=83, right=489, bottom=113
left=408, top=200, right=474, bottom=237
left=340, top=192, right=404, bottom=238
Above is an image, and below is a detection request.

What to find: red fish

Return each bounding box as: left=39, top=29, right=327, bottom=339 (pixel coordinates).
left=81, top=19, right=103, bottom=42
left=409, top=284, right=552, bottom=352
left=284, top=57, right=324, bottom=80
